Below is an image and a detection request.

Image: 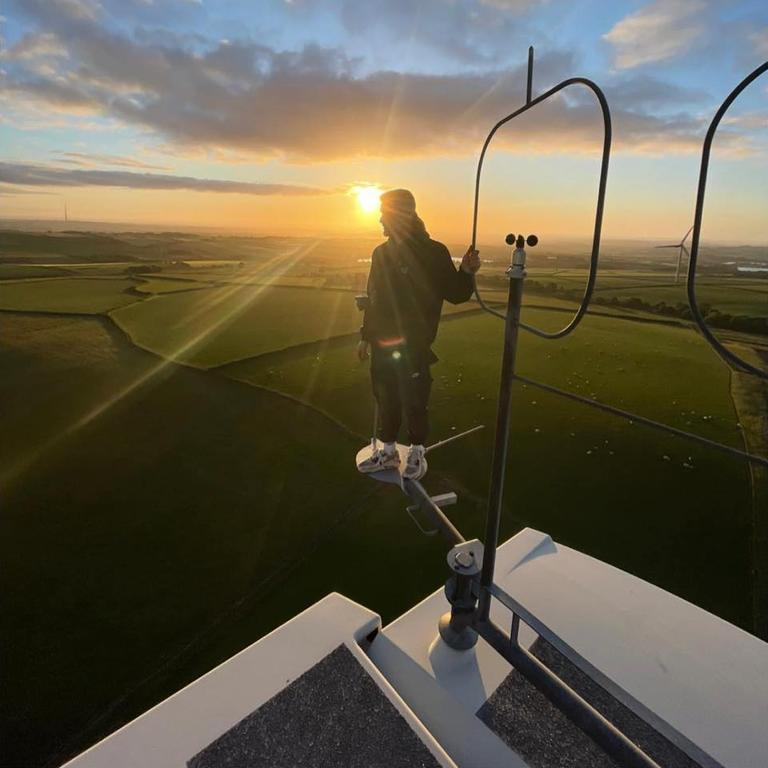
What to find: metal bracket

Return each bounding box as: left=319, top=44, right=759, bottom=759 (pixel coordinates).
left=406, top=492, right=457, bottom=536
left=439, top=539, right=484, bottom=650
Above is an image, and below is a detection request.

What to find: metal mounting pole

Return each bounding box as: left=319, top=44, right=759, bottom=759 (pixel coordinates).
left=526, top=46, right=534, bottom=104
left=478, top=234, right=529, bottom=621
left=439, top=540, right=484, bottom=649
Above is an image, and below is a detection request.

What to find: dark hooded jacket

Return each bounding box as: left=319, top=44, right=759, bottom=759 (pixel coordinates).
left=360, top=237, right=473, bottom=353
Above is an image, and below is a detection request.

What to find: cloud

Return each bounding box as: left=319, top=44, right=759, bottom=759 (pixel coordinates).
left=0, top=162, right=333, bottom=195
left=0, top=184, right=56, bottom=196
left=331, top=0, right=545, bottom=66
left=0, top=31, right=68, bottom=60
left=601, top=74, right=707, bottom=111
left=722, top=111, right=768, bottom=131
left=2, top=0, right=758, bottom=162
left=603, top=0, right=708, bottom=70
left=750, top=29, right=768, bottom=58
left=53, top=151, right=171, bottom=171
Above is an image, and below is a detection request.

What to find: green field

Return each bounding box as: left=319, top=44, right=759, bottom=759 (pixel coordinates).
left=2, top=313, right=448, bottom=768
left=110, top=282, right=483, bottom=368
left=222, top=307, right=754, bottom=628
left=595, top=283, right=768, bottom=317
left=153, top=270, right=329, bottom=288
left=514, top=270, right=768, bottom=310
left=225, top=306, right=744, bottom=443
left=1, top=229, right=766, bottom=768
left=0, top=264, right=74, bottom=279
left=133, top=277, right=214, bottom=294
left=0, top=277, right=140, bottom=313
left=214, top=273, right=328, bottom=288
left=110, top=284, right=364, bottom=367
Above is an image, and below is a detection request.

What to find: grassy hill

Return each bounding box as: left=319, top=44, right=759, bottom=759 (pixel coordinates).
left=222, top=307, right=754, bottom=630
left=1, top=314, right=403, bottom=767
left=1, top=231, right=765, bottom=768
left=0, top=277, right=141, bottom=313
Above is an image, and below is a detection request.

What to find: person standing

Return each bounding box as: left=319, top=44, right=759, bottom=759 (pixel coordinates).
left=357, top=188, right=480, bottom=480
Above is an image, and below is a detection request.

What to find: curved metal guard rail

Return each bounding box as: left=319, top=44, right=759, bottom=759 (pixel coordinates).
left=688, top=61, right=768, bottom=379
left=470, top=76, right=612, bottom=339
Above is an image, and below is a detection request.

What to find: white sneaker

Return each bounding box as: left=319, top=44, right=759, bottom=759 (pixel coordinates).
left=357, top=446, right=400, bottom=473
left=403, top=445, right=428, bottom=480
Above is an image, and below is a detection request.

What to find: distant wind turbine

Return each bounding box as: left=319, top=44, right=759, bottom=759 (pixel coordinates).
left=655, top=225, right=693, bottom=285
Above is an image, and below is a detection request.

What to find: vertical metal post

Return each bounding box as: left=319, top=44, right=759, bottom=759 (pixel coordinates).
left=438, top=540, right=483, bottom=649
left=478, top=238, right=527, bottom=620
left=526, top=46, right=534, bottom=104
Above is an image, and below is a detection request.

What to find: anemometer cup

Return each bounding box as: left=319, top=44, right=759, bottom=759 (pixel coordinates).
left=505, top=233, right=537, bottom=249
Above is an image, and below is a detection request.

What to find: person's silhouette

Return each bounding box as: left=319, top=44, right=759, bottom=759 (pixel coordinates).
left=357, top=189, right=480, bottom=480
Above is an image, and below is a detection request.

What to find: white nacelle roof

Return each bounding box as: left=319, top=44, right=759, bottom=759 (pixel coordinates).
left=372, top=528, right=768, bottom=768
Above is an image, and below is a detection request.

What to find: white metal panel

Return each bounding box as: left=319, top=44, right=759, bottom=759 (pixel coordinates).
left=64, top=592, right=456, bottom=768
left=501, top=531, right=768, bottom=768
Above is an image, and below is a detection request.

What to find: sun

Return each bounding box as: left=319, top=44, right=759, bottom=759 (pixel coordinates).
left=352, top=185, right=383, bottom=214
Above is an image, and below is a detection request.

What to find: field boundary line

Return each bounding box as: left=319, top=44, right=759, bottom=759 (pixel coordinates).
left=98, top=310, right=371, bottom=442
left=129, top=280, right=212, bottom=297
left=0, top=307, right=102, bottom=320
left=204, top=306, right=488, bottom=371
left=0, top=304, right=147, bottom=321
left=222, top=374, right=366, bottom=441
left=212, top=303, right=693, bottom=374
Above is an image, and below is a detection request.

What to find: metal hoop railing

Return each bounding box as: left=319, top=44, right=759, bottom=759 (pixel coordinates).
left=687, top=60, right=768, bottom=380
left=470, top=48, right=612, bottom=339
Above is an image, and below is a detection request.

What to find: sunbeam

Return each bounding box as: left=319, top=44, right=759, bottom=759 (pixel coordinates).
left=1, top=240, right=321, bottom=488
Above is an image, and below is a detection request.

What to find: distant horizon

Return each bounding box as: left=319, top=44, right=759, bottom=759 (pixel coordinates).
left=1, top=2, right=766, bottom=246
left=1, top=217, right=767, bottom=249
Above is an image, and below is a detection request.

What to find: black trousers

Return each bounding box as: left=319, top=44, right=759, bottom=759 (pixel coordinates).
left=370, top=345, right=433, bottom=445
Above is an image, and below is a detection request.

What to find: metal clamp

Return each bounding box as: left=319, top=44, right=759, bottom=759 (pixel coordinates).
left=438, top=539, right=484, bottom=650
left=406, top=492, right=457, bottom=537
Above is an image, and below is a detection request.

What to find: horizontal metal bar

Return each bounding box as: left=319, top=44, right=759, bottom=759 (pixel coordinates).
left=404, top=505, right=438, bottom=537
left=403, top=478, right=465, bottom=546
left=429, top=492, right=458, bottom=507
left=475, top=617, right=662, bottom=768
left=426, top=424, right=485, bottom=453
left=514, top=373, right=768, bottom=468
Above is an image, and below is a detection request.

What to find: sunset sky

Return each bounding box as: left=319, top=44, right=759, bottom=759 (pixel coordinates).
left=1, top=0, right=766, bottom=243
